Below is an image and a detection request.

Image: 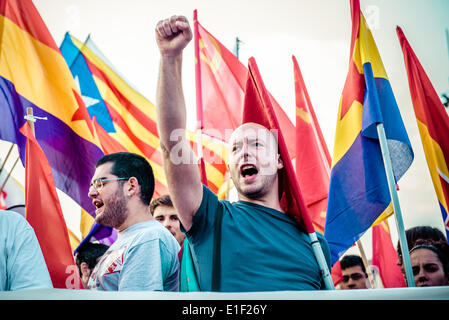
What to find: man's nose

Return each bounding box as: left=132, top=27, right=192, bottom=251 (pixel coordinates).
left=242, top=142, right=250, bottom=159
left=88, top=186, right=98, bottom=198
left=162, top=220, right=172, bottom=228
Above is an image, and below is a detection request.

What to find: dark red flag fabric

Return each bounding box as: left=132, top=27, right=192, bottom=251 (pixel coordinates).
left=242, top=57, right=314, bottom=233
left=293, top=55, right=330, bottom=233
left=21, top=123, right=82, bottom=289
left=372, top=221, right=406, bottom=288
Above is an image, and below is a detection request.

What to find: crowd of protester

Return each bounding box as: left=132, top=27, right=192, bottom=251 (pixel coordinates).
left=1, top=15, right=448, bottom=293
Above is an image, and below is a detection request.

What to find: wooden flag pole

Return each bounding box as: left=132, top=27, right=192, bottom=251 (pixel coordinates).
left=0, top=143, right=18, bottom=196
left=0, top=157, right=20, bottom=197
left=193, top=9, right=208, bottom=185
left=0, top=143, right=14, bottom=172
left=356, top=239, right=376, bottom=288
left=26, top=107, right=36, bottom=137
left=376, top=123, right=415, bottom=287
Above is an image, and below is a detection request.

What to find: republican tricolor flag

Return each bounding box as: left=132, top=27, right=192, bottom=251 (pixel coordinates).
left=0, top=0, right=105, bottom=244
left=324, top=0, right=413, bottom=265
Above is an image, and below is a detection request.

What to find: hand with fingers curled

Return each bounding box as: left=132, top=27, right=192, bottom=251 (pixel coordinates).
left=155, top=15, right=193, bottom=57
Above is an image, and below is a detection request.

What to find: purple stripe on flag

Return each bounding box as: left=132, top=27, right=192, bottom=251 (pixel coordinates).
left=0, top=75, right=103, bottom=216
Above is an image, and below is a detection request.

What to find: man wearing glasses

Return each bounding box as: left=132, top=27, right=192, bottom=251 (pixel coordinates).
left=86, top=152, right=180, bottom=291
left=339, top=255, right=369, bottom=290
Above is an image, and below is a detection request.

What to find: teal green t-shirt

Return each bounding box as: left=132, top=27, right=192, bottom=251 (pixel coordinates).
left=181, top=185, right=331, bottom=292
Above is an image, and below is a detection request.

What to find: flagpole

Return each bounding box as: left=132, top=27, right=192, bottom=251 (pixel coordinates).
left=193, top=9, right=208, bottom=185
left=0, top=143, right=14, bottom=172
left=309, top=232, right=335, bottom=289
left=376, top=123, right=415, bottom=287
left=193, top=9, right=203, bottom=138
left=1, top=108, right=39, bottom=198
left=26, top=107, right=36, bottom=136
left=446, top=29, right=449, bottom=65
left=0, top=157, right=19, bottom=196
left=356, top=239, right=376, bottom=288
left=0, top=143, right=18, bottom=196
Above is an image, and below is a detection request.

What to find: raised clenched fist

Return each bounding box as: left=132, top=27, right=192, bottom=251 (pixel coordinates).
left=155, top=15, right=193, bottom=57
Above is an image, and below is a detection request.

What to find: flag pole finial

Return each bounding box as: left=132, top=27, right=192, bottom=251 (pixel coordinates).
left=24, top=108, right=48, bottom=137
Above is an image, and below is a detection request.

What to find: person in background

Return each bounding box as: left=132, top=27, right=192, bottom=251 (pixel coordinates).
left=150, top=195, right=200, bottom=291
left=75, top=242, right=109, bottom=288
left=0, top=209, right=53, bottom=291
left=150, top=195, right=185, bottom=246
left=339, top=255, right=369, bottom=290
left=409, top=239, right=449, bottom=287
left=396, top=226, right=447, bottom=271
left=87, top=152, right=180, bottom=291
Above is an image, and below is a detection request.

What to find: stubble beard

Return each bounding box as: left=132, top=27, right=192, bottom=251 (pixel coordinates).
left=233, top=171, right=277, bottom=200
left=95, top=188, right=129, bottom=229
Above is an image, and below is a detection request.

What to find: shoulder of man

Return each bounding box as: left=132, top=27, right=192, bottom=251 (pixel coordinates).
left=0, top=210, right=36, bottom=240
left=128, top=221, right=179, bottom=250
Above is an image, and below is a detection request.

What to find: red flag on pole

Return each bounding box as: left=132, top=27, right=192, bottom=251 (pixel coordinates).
left=331, top=260, right=343, bottom=286
left=242, top=58, right=334, bottom=289
left=242, top=57, right=314, bottom=233
left=293, top=55, right=330, bottom=233
left=21, top=122, right=82, bottom=289
left=372, top=221, right=406, bottom=288
left=193, top=10, right=297, bottom=160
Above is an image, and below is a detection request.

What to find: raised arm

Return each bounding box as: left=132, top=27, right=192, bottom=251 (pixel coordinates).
left=155, top=15, right=202, bottom=231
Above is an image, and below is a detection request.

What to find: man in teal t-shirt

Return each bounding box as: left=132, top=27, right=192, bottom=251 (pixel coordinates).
left=155, top=15, right=330, bottom=292
left=182, top=186, right=330, bottom=291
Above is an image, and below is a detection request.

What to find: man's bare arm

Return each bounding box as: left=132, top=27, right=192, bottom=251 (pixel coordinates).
left=155, top=15, right=202, bottom=231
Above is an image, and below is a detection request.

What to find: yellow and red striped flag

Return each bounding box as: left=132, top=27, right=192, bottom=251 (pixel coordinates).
left=397, top=26, right=449, bottom=238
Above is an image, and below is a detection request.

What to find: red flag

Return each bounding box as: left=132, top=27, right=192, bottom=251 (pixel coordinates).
left=194, top=9, right=246, bottom=138
left=372, top=221, right=406, bottom=288
left=193, top=11, right=296, bottom=159
left=21, top=123, right=82, bottom=289
left=242, top=57, right=314, bottom=233
left=293, top=55, right=330, bottom=233
left=331, top=260, right=343, bottom=286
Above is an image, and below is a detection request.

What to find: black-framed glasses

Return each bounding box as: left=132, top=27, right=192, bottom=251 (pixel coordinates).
left=89, top=177, right=129, bottom=191
left=341, top=272, right=366, bottom=283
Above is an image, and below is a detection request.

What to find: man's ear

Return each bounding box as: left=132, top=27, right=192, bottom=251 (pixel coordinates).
left=126, top=177, right=138, bottom=196
left=277, top=154, right=284, bottom=170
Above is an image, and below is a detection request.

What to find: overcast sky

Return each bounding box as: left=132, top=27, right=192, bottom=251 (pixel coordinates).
left=1, top=0, right=449, bottom=258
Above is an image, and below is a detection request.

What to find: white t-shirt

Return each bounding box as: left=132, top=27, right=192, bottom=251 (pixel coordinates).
left=88, top=220, right=180, bottom=291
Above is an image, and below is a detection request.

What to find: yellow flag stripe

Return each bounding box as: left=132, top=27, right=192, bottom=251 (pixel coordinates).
left=0, top=16, right=95, bottom=143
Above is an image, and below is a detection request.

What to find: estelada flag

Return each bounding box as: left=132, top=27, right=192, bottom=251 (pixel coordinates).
left=21, top=123, right=82, bottom=289
left=242, top=57, right=314, bottom=233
